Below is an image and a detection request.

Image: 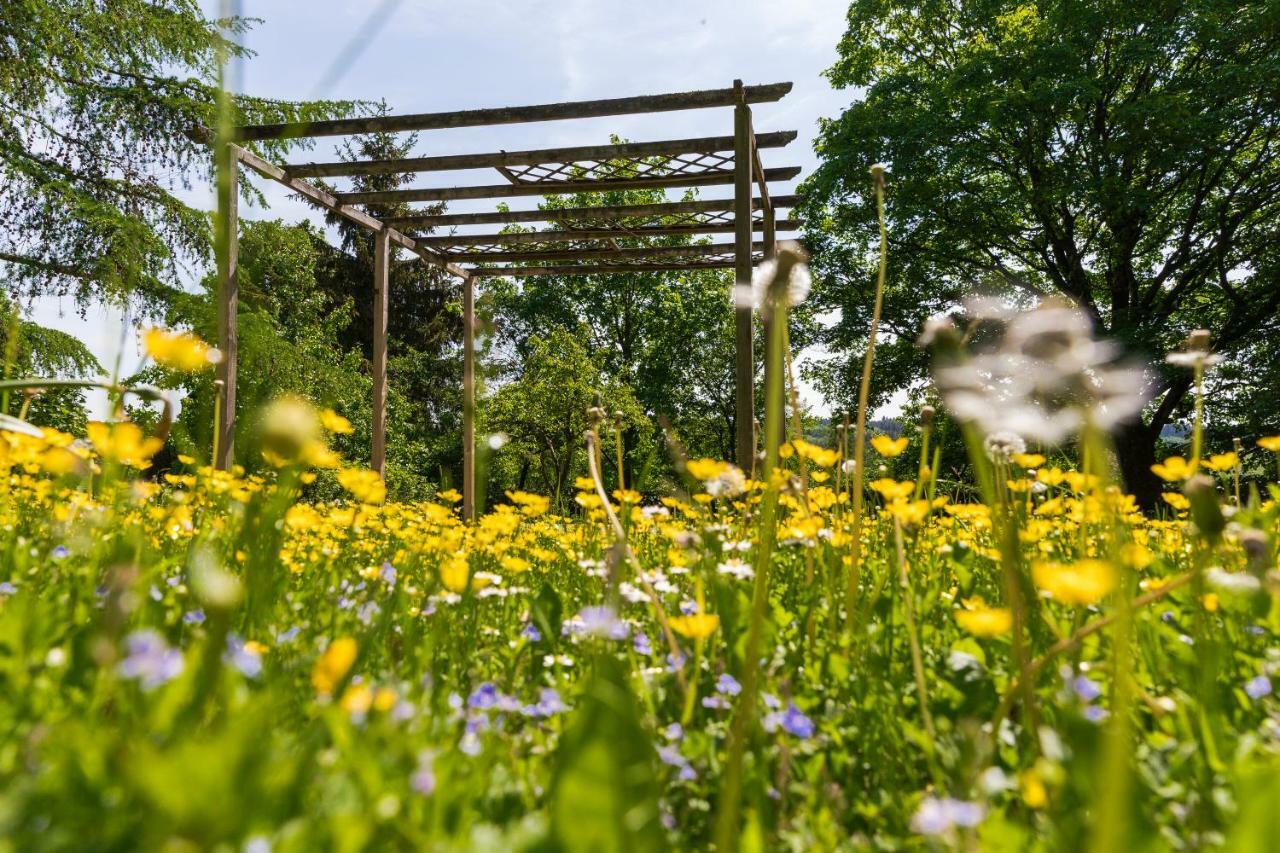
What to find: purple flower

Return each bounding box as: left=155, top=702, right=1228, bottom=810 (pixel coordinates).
left=911, top=797, right=986, bottom=835
left=765, top=703, right=815, bottom=738
left=573, top=606, right=629, bottom=640
left=183, top=609, right=206, bottom=625
left=1083, top=705, right=1109, bottom=724
left=521, top=623, right=542, bottom=642
left=657, top=745, right=685, bottom=767
left=380, top=562, right=397, bottom=586
left=411, top=751, right=436, bottom=795
left=679, top=599, right=698, bottom=615
left=1245, top=675, right=1272, bottom=700
left=716, top=673, right=742, bottom=696
left=275, top=626, right=300, bottom=644
left=632, top=632, right=652, bottom=655
left=702, top=695, right=730, bottom=709
left=468, top=682, right=499, bottom=710
left=357, top=601, right=380, bottom=625
left=1071, top=675, right=1101, bottom=703
left=0, top=581, right=17, bottom=596
left=51, top=545, right=69, bottom=560
left=678, top=763, right=697, bottom=781
left=225, top=635, right=263, bottom=679
left=149, top=585, right=163, bottom=602
left=118, top=630, right=184, bottom=690
left=533, top=688, right=567, bottom=717
left=459, top=731, right=482, bottom=756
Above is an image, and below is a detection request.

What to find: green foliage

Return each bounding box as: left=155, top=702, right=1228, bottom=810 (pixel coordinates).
left=0, top=293, right=102, bottom=434
left=803, top=0, right=1280, bottom=504
left=547, top=656, right=665, bottom=852
left=0, top=0, right=354, bottom=311
left=485, top=328, right=649, bottom=506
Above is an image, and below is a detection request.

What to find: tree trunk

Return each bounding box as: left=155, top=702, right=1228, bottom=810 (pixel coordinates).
left=1112, top=417, right=1162, bottom=511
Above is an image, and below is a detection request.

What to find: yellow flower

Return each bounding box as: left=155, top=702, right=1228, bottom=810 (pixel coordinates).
left=1162, top=492, right=1190, bottom=511
left=1202, top=593, right=1219, bottom=613
left=143, top=327, right=220, bottom=372
left=869, top=478, right=915, bottom=501
left=312, top=637, right=358, bottom=697
left=261, top=396, right=323, bottom=467
left=1201, top=452, right=1238, bottom=472
left=885, top=499, right=931, bottom=526
left=320, top=409, right=354, bottom=434
left=1151, top=456, right=1195, bottom=482
left=668, top=612, right=719, bottom=640
left=1032, top=559, right=1117, bottom=606
left=338, top=468, right=386, bottom=505
left=686, top=458, right=728, bottom=481
left=439, top=555, right=470, bottom=593
left=505, top=490, right=550, bottom=516
left=792, top=438, right=840, bottom=467
left=501, top=555, right=532, bottom=574
left=1257, top=435, right=1280, bottom=452
left=1012, top=453, right=1046, bottom=468
left=437, top=488, right=463, bottom=504
left=1120, top=542, right=1154, bottom=570
left=870, top=434, right=909, bottom=458
left=1020, top=769, right=1049, bottom=809
left=955, top=604, right=1013, bottom=637
left=87, top=421, right=164, bottom=469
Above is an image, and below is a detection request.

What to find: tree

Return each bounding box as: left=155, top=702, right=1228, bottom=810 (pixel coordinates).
left=0, top=0, right=351, bottom=310
left=803, top=0, right=1280, bottom=507
left=488, top=176, right=792, bottom=481
left=486, top=328, right=648, bottom=509
left=311, top=120, right=467, bottom=489
left=1, top=293, right=102, bottom=435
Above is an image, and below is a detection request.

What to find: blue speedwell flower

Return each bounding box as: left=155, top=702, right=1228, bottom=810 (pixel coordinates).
left=1245, top=675, right=1272, bottom=700
left=118, top=630, right=184, bottom=690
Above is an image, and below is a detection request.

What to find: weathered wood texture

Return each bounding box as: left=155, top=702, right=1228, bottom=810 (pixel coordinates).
left=284, top=131, right=797, bottom=178
left=337, top=166, right=801, bottom=205
left=450, top=241, right=764, bottom=264
left=231, top=145, right=473, bottom=281
left=215, top=150, right=239, bottom=471
left=371, top=230, right=390, bottom=478
left=385, top=195, right=799, bottom=229
left=462, top=276, right=476, bottom=522
left=410, top=221, right=802, bottom=246
left=733, top=83, right=755, bottom=470
left=234, top=82, right=793, bottom=141
left=469, top=260, right=746, bottom=277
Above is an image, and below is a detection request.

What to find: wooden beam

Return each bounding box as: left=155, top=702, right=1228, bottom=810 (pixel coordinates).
left=733, top=82, right=756, bottom=470
left=469, top=260, right=747, bottom=277
left=215, top=148, right=239, bottom=471
left=462, top=276, right=477, bottom=522
left=410, top=221, right=803, bottom=246
left=337, top=166, right=801, bottom=205
left=371, top=230, right=390, bottom=479
left=761, top=205, right=784, bottom=455
left=230, top=145, right=473, bottom=282
left=385, top=195, right=800, bottom=229
left=234, top=82, right=794, bottom=141
left=283, top=131, right=798, bottom=178
left=453, top=241, right=763, bottom=264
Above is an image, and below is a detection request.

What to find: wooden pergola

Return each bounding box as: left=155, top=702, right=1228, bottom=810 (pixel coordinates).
left=214, top=80, right=800, bottom=519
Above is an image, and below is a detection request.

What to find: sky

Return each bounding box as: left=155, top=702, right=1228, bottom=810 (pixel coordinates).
left=29, top=0, right=857, bottom=416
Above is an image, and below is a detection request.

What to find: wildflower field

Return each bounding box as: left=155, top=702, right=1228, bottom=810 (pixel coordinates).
left=1, top=302, right=1279, bottom=852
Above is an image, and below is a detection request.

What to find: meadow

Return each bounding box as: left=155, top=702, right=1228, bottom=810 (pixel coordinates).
left=1, top=289, right=1278, bottom=851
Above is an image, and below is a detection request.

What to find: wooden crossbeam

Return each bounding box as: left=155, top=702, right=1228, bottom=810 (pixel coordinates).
left=338, top=166, right=801, bottom=205
left=283, top=131, right=798, bottom=178
left=469, top=260, right=749, bottom=278
left=385, top=195, right=799, bottom=229
left=451, top=241, right=762, bottom=264
left=234, top=82, right=794, bottom=141
left=411, top=220, right=803, bottom=246
left=231, top=145, right=471, bottom=281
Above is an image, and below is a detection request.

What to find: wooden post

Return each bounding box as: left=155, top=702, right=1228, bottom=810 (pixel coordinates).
left=733, top=81, right=756, bottom=469
left=462, top=275, right=477, bottom=522
left=215, top=147, right=239, bottom=470
left=761, top=203, right=784, bottom=451
left=371, top=229, right=390, bottom=478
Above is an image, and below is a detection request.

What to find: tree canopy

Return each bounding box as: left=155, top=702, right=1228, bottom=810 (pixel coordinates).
left=803, top=0, right=1280, bottom=505
left=0, top=0, right=351, bottom=310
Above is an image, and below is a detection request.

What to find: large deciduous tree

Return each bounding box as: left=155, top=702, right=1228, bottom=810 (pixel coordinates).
left=0, top=0, right=350, bottom=309
left=804, top=0, right=1280, bottom=507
